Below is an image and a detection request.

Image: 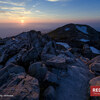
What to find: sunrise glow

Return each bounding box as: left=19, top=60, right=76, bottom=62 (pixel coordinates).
left=21, top=20, right=24, bottom=24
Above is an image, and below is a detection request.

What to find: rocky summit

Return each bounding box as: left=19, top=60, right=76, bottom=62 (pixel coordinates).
left=0, top=24, right=100, bottom=100
left=48, top=23, right=100, bottom=59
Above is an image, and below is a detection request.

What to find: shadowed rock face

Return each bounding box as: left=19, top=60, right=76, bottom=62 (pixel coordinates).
left=0, top=26, right=99, bottom=100
left=48, top=23, right=100, bottom=59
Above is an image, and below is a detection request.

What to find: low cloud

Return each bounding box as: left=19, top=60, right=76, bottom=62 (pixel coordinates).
left=0, top=6, right=25, bottom=10
left=35, top=10, right=41, bottom=13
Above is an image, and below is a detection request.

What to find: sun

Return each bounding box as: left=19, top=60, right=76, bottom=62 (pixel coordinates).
left=21, top=20, right=24, bottom=23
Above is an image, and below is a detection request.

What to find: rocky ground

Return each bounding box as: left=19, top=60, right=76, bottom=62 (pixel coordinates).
left=0, top=24, right=100, bottom=100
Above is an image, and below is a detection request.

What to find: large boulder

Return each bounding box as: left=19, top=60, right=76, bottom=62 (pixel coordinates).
left=45, top=54, right=74, bottom=69
left=28, top=62, right=47, bottom=81
left=55, top=65, right=92, bottom=100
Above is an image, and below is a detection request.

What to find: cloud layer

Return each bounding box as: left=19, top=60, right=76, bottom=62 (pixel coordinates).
left=0, top=1, right=24, bottom=6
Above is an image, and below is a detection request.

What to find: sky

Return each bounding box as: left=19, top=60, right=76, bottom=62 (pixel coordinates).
left=0, top=0, right=100, bottom=23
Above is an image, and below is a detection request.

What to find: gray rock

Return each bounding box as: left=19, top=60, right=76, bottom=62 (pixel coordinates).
left=28, top=62, right=47, bottom=81
left=0, top=42, right=26, bottom=64
left=54, top=54, right=93, bottom=100
left=0, top=62, right=40, bottom=100
left=43, top=86, right=56, bottom=100
left=0, top=74, right=40, bottom=100
left=46, top=54, right=73, bottom=69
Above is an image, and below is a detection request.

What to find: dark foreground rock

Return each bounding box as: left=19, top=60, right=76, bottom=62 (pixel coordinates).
left=28, top=62, right=47, bottom=82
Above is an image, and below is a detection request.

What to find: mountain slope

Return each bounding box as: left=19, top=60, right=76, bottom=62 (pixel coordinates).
left=48, top=23, right=100, bottom=41
left=48, top=23, right=100, bottom=58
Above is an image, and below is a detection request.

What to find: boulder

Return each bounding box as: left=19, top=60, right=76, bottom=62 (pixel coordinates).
left=45, top=54, right=73, bottom=69
left=28, top=62, right=47, bottom=81
left=43, top=86, right=56, bottom=100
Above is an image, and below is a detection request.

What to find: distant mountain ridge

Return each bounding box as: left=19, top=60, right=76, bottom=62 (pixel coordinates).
left=48, top=23, right=100, bottom=41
